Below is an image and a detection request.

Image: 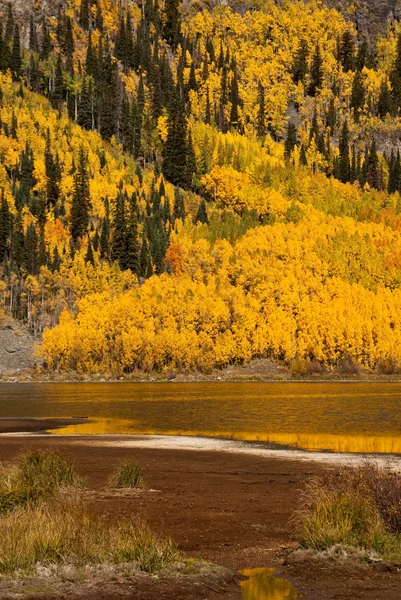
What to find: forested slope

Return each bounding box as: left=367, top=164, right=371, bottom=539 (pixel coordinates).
left=1, top=0, right=401, bottom=373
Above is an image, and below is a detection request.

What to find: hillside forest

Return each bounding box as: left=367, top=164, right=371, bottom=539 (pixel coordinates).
left=1, top=0, right=401, bottom=373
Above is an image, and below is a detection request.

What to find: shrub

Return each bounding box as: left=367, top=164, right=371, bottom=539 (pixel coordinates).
left=295, top=464, right=401, bottom=558
left=376, top=357, right=400, bottom=375
left=109, top=460, right=143, bottom=489
left=0, top=499, right=178, bottom=574
left=291, top=358, right=326, bottom=377
left=337, top=357, right=360, bottom=375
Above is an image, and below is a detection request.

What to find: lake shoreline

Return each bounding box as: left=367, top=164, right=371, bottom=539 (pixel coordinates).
left=0, top=434, right=399, bottom=599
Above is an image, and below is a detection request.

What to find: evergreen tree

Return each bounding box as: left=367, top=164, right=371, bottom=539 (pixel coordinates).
left=23, top=223, right=38, bottom=275
left=100, top=198, right=110, bottom=258
left=338, top=120, right=350, bottom=183
left=40, top=19, right=52, bottom=61
left=10, top=25, right=21, bottom=81
left=5, top=4, right=14, bottom=43
left=378, top=78, right=392, bottom=118
left=29, top=16, right=39, bottom=53
left=111, top=187, right=126, bottom=265
left=79, top=0, right=90, bottom=31
left=162, top=85, right=189, bottom=187
left=194, top=199, right=208, bottom=224
left=350, top=70, right=365, bottom=121
left=257, top=81, right=266, bottom=137
left=125, top=194, right=140, bottom=273
left=366, top=138, right=380, bottom=190
left=284, top=122, right=297, bottom=161
left=229, top=64, right=241, bottom=129
left=163, top=0, right=181, bottom=47
left=173, top=188, right=185, bottom=222
left=292, top=38, right=309, bottom=84
left=339, top=30, right=355, bottom=72
left=85, top=237, right=95, bottom=266
left=390, top=33, right=401, bottom=113
left=308, top=44, right=323, bottom=97
left=0, top=189, right=10, bottom=262
left=45, top=133, right=61, bottom=208
left=70, top=149, right=91, bottom=241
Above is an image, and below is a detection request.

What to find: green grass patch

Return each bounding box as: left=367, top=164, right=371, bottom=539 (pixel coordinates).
left=109, top=460, right=144, bottom=489
left=295, top=464, right=401, bottom=560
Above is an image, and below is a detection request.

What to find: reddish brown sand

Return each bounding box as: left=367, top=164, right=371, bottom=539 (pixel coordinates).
left=0, top=426, right=400, bottom=599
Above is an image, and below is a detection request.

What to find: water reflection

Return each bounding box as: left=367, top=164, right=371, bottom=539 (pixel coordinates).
left=1, top=382, right=401, bottom=454
left=50, top=418, right=401, bottom=454
left=240, top=568, right=300, bottom=600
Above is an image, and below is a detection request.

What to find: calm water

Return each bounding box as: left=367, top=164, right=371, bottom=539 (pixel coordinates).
left=1, top=382, right=401, bottom=453
left=240, top=568, right=301, bottom=599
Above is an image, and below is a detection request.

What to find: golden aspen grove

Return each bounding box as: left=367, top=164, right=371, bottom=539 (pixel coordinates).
left=2, top=0, right=401, bottom=374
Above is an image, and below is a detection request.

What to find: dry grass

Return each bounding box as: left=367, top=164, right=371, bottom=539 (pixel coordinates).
left=295, top=463, right=401, bottom=560
left=0, top=499, right=179, bottom=574
left=0, top=449, right=84, bottom=513
left=109, top=459, right=144, bottom=489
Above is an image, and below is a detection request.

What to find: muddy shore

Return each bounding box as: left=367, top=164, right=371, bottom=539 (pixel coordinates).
left=0, top=421, right=400, bottom=599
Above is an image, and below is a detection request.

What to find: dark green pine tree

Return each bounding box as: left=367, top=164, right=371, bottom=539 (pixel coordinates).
left=187, top=60, right=197, bottom=94
left=338, top=120, right=351, bottom=183
left=300, top=144, right=308, bottom=166
left=356, top=36, right=369, bottom=71
left=366, top=138, right=380, bottom=190
left=378, top=78, right=392, bottom=119
left=390, top=33, right=401, bottom=114
left=205, top=86, right=211, bottom=125
left=308, top=44, right=323, bottom=97
left=350, top=70, right=365, bottom=122
left=52, top=246, right=61, bottom=272
left=162, top=85, right=189, bottom=187
left=5, top=4, right=14, bottom=43
left=173, top=188, right=185, bottom=223
left=85, top=32, right=98, bottom=78
left=100, top=198, right=110, bottom=259
left=284, top=122, right=297, bottom=161
left=0, top=23, right=10, bottom=72
left=0, top=189, right=10, bottom=262
left=292, top=38, right=309, bottom=84
left=184, top=129, right=196, bottom=189
left=11, top=211, right=24, bottom=269
left=40, top=19, right=52, bottom=61
left=10, top=25, right=22, bottom=81
left=70, top=149, right=91, bottom=242
left=29, top=16, right=39, bottom=53
left=163, top=0, right=181, bottom=48
left=114, top=13, right=126, bottom=63
left=45, top=132, right=61, bottom=208
left=350, top=145, right=357, bottom=183
left=125, top=194, right=140, bottom=273
left=100, top=49, right=119, bottom=140
left=229, top=63, right=241, bottom=130
left=121, top=96, right=133, bottom=153
left=194, top=199, right=208, bottom=224
left=78, top=78, right=94, bottom=130
left=339, top=30, right=355, bottom=72
left=79, top=0, right=90, bottom=31
left=256, top=81, right=266, bottom=137
left=63, top=16, right=75, bottom=75
left=111, top=187, right=126, bottom=266
left=95, top=0, right=104, bottom=31
left=85, top=237, right=95, bottom=265
left=23, top=222, right=39, bottom=275
left=139, top=234, right=152, bottom=278
left=388, top=150, right=401, bottom=194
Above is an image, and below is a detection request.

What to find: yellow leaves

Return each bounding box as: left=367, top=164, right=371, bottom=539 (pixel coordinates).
left=157, top=115, right=168, bottom=143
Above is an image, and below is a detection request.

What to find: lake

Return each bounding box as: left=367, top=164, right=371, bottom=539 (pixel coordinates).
left=1, top=382, right=401, bottom=454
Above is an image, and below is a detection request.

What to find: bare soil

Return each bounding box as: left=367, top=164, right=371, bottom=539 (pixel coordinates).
left=0, top=426, right=400, bottom=599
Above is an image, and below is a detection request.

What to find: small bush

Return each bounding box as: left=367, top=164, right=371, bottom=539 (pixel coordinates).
left=0, top=500, right=178, bottom=574
left=291, top=358, right=326, bottom=377
left=110, top=460, right=143, bottom=489
left=337, top=357, right=360, bottom=375
left=376, top=357, right=400, bottom=375
left=295, top=464, right=401, bottom=559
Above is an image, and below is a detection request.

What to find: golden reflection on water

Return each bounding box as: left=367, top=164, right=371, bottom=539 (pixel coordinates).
left=240, top=568, right=300, bottom=600
left=50, top=418, right=401, bottom=454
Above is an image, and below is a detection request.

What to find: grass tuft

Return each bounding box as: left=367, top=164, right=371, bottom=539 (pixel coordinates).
left=0, top=499, right=179, bottom=574
left=109, top=460, right=144, bottom=489
left=0, top=449, right=84, bottom=513
left=295, top=463, right=401, bottom=560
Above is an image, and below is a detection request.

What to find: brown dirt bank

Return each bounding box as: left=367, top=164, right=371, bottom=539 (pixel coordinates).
left=0, top=434, right=400, bottom=599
